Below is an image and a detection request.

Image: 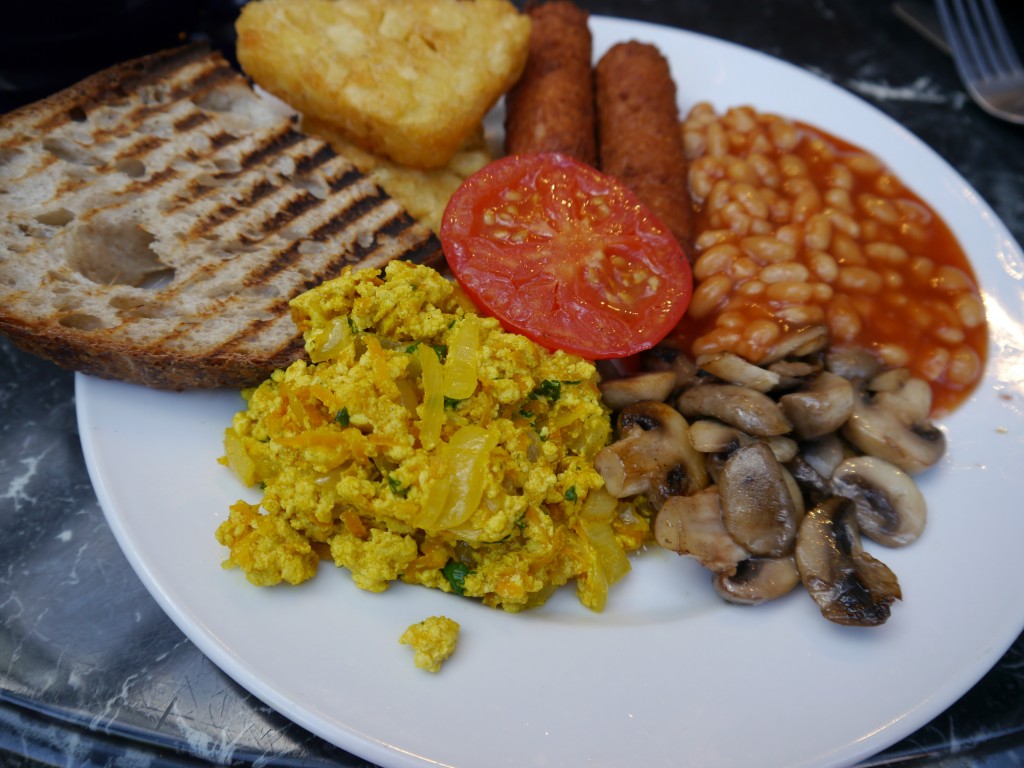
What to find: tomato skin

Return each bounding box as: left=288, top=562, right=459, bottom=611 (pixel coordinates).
left=440, top=152, right=693, bottom=360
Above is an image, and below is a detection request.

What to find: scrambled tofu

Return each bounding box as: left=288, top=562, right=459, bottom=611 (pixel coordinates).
left=400, top=616, right=460, bottom=672
left=217, top=261, right=648, bottom=612
left=235, top=0, right=531, bottom=169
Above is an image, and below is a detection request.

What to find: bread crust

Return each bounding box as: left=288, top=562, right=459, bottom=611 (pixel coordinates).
left=0, top=44, right=442, bottom=391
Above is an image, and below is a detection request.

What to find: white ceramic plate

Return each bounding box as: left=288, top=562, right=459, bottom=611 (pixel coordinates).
left=77, top=16, right=1024, bottom=768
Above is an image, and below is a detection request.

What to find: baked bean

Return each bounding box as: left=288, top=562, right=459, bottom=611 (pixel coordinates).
left=776, top=303, right=826, bottom=325
left=693, top=228, right=732, bottom=251
left=828, top=162, right=854, bottom=190
left=825, top=208, right=861, bottom=238
left=741, top=235, right=796, bottom=263
left=693, top=243, right=740, bottom=280
left=721, top=202, right=753, bottom=235
left=716, top=311, right=748, bottom=329
left=736, top=279, right=765, bottom=296
left=804, top=213, right=833, bottom=251
left=808, top=250, right=839, bottom=282
left=858, top=194, right=901, bottom=226
left=877, top=343, right=910, bottom=368
left=845, top=153, right=883, bottom=175
left=688, top=273, right=733, bottom=318
left=732, top=182, right=769, bottom=219
left=749, top=153, right=780, bottom=187
left=865, top=242, right=909, bottom=265
left=683, top=129, right=706, bottom=158
left=955, top=292, right=986, bottom=328
left=919, top=346, right=952, bottom=381
left=933, top=265, right=975, bottom=292
left=947, top=345, right=982, bottom=386
left=731, top=256, right=761, bottom=280
left=812, top=282, right=834, bottom=303
left=824, top=188, right=855, bottom=213
left=676, top=102, right=987, bottom=414
left=769, top=120, right=799, bottom=151
left=836, top=266, right=883, bottom=293
left=831, top=233, right=866, bottom=266
left=766, top=280, right=815, bottom=303
left=761, top=262, right=811, bottom=284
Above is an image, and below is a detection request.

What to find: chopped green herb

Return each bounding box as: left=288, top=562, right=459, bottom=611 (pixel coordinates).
left=405, top=341, right=421, bottom=353
left=386, top=474, right=409, bottom=498
left=530, top=379, right=562, bottom=402
left=514, top=515, right=527, bottom=530
left=564, top=486, right=578, bottom=502
left=442, top=561, right=473, bottom=596
left=444, top=396, right=464, bottom=410
left=432, top=344, right=448, bottom=362
left=335, top=407, right=350, bottom=426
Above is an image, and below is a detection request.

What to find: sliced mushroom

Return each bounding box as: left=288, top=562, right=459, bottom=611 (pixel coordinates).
left=654, top=487, right=749, bottom=575
left=870, top=372, right=933, bottom=425
left=640, top=344, right=702, bottom=389
left=825, top=346, right=883, bottom=381
left=688, top=420, right=799, bottom=463
left=676, top=384, right=792, bottom=437
left=795, top=496, right=902, bottom=626
left=713, top=555, right=801, bottom=605
left=842, top=379, right=946, bottom=474
left=594, top=401, right=708, bottom=505
left=788, top=435, right=848, bottom=508
left=718, top=442, right=800, bottom=557
left=696, top=351, right=780, bottom=392
left=779, top=370, right=855, bottom=441
left=830, top=456, right=926, bottom=547
left=800, top=433, right=847, bottom=479
left=757, top=324, right=829, bottom=364
left=767, top=359, right=822, bottom=390
left=598, top=371, right=677, bottom=411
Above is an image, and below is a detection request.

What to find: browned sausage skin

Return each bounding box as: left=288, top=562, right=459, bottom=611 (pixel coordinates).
left=595, top=41, right=693, bottom=253
left=504, top=1, right=597, bottom=164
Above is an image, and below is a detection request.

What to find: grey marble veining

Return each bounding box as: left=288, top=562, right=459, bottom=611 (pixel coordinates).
left=2, top=1, right=1024, bottom=766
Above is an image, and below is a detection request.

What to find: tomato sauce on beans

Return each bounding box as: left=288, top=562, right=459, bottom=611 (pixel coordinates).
left=670, top=103, right=987, bottom=416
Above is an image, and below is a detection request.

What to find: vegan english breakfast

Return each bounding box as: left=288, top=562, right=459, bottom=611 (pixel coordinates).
left=0, top=0, right=989, bottom=667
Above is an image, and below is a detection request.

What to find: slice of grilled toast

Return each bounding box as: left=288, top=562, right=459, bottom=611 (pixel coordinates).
left=0, top=44, right=442, bottom=390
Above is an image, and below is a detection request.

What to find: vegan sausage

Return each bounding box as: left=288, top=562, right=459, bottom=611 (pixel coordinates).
left=595, top=41, right=693, bottom=253
left=504, top=1, right=597, bottom=164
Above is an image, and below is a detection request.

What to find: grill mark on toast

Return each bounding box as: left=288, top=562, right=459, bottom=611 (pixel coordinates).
left=172, top=110, right=212, bottom=133
left=237, top=125, right=305, bottom=170
left=115, top=134, right=168, bottom=160
left=326, top=165, right=368, bottom=194
left=188, top=176, right=279, bottom=236
left=209, top=130, right=241, bottom=150
left=294, top=143, right=336, bottom=176
left=254, top=190, right=324, bottom=237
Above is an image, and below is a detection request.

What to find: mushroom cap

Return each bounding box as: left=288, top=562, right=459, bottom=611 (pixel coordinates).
left=696, top=351, right=781, bottom=392
left=718, top=442, right=800, bottom=557
left=830, top=455, right=927, bottom=547
left=714, top=555, right=801, bottom=605
left=779, top=370, right=855, bottom=441
left=594, top=401, right=708, bottom=503
left=598, top=371, right=677, bottom=411
left=842, top=388, right=946, bottom=474
left=676, top=383, right=793, bottom=437
left=795, top=496, right=902, bottom=626
left=654, top=487, right=749, bottom=574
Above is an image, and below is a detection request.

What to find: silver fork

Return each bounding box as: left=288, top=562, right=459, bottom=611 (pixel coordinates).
left=936, top=0, right=1024, bottom=124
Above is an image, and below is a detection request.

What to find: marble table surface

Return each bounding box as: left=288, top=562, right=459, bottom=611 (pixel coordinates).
left=2, top=1, right=1023, bottom=766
